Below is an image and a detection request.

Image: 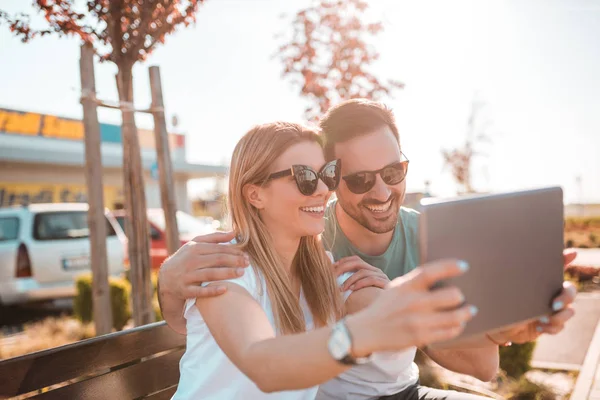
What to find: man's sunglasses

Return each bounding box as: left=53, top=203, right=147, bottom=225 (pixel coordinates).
left=265, top=159, right=342, bottom=196
left=342, top=153, right=410, bottom=195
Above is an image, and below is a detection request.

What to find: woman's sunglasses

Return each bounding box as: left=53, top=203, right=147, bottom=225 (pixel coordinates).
left=265, top=159, right=342, bottom=196
left=342, top=153, right=410, bottom=195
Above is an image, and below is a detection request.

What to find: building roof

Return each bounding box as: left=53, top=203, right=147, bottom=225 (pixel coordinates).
left=0, top=132, right=227, bottom=179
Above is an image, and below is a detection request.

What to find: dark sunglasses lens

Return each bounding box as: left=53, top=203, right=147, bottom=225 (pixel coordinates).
left=381, top=162, right=408, bottom=185
left=345, top=172, right=376, bottom=194
left=321, top=164, right=340, bottom=191
left=295, top=169, right=319, bottom=195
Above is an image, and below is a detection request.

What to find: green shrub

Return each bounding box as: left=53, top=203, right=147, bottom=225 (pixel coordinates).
left=153, top=292, right=163, bottom=322
left=565, top=239, right=574, bottom=248
left=151, top=272, right=159, bottom=295
left=590, top=233, right=598, bottom=244
left=499, top=342, right=536, bottom=379
left=505, top=376, right=555, bottom=400
left=74, top=274, right=132, bottom=331
left=123, top=270, right=159, bottom=297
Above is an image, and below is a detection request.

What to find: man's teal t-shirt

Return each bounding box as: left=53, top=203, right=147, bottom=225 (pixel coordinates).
left=322, top=199, right=420, bottom=279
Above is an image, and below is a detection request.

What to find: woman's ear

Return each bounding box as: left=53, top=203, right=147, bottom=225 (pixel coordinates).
left=243, top=184, right=265, bottom=209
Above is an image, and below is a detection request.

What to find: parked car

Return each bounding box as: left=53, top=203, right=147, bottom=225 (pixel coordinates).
left=0, top=203, right=128, bottom=306
left=109, top=209, right=216, bottom=270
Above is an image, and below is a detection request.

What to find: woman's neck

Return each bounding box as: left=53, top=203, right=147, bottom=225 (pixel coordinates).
left=268, top=227, right=301, bottom=275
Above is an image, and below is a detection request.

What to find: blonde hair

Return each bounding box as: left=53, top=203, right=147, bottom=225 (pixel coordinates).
left=228, top=122, right=343, bottom=334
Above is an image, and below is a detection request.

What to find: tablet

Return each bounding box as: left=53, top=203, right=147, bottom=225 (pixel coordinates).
left=418, top=186, right=565, bottom=347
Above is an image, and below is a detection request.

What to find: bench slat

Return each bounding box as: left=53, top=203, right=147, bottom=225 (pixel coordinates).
left=145, top=385, right=178, bottom=400
left=0, top=321, right=185, bottom=397
left=30, top=348, right=184, bottom=400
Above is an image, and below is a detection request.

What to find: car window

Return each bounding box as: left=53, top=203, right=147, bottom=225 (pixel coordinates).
left=115, top=215, right=159, bottom=239
left=33, top=211, right=117, bottom=240
left=0, top=217, right=19, bottom=241
left=149, top=224, right=162, bottom=240
left=148, top=211, right=213, bottom=236
left=115, top=215, right=126, bottom=233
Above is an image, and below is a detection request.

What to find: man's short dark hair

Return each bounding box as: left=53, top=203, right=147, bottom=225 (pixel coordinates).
left=319, top=99, right=400, bottom=161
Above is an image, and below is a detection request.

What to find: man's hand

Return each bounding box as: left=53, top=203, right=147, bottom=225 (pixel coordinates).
left=158, top=231, right=250, bottom=300
left=488, top=249, right=578, bottom=345
left=157, top=231, right=250, bottom=334
left=333, top=256, right=390, bottom=291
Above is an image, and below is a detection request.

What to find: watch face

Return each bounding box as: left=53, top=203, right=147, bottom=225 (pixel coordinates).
left=328, top=326, right=351, bottom=360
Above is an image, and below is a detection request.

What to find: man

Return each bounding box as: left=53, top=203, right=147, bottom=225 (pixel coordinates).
left=158, top=99, right=577, bottom=399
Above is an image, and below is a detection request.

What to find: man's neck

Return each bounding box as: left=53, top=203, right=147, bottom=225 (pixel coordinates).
left=335, top=202, right=395, bottom=256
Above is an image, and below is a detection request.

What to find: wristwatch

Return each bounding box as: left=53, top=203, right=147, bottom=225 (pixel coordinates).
left=327, top=318, right=371, bottom=365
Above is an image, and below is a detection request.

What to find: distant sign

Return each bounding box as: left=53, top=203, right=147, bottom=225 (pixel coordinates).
left=0, top=108, right=186, bottom=150
left=0, top=182, right=123, bottom=209
left=0, top=109, right=83, bottom=140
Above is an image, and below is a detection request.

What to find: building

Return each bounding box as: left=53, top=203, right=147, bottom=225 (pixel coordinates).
left=0, top=108, right=227, bottom=213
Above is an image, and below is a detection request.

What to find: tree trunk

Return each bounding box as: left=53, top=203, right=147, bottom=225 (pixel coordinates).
left=116, top=64, right=153, bottom=326
left=149, top=66, right=180, bottom=256
left=80, top=43, right=113, bottom=335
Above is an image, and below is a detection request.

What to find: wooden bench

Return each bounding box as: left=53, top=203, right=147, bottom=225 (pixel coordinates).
left=0, top=320, right=498, bottom=399
left=0, top=321, right=185, bottom=400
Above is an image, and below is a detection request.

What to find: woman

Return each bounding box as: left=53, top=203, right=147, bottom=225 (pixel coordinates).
left=173, top=122, right=474, bottom=399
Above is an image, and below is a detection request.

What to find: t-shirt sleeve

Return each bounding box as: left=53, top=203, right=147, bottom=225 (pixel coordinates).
left=402, top=207, right=421, bottom=272
left=183, top=267, right=260, bottom=321
left=337, top=272, right=354, bottom=302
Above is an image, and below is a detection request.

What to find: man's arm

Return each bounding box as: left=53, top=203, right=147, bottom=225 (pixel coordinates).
left=343, top=274, right=500, bottom=382
left=422, top=340, right=499, bottom=382
left=157, top=231, right=250, bottom=334
left=420, top=250, right=580, bottom=381
left=337, top=256, right=500, bottom=381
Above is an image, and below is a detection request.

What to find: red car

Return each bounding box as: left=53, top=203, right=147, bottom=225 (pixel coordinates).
left=110, top=209, right=216, bottom=270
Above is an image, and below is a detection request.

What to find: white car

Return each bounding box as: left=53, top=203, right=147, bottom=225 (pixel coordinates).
left=0, top=203, right=127, bottom=306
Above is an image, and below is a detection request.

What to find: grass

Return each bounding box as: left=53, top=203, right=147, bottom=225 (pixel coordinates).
left=500, top=376, right=556, bottom=400
left=0, top=316, right=94, bottom=360
left=565, top=217, right=600, bottom=248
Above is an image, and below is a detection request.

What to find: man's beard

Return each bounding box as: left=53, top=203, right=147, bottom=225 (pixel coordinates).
left=338, top=194, right=400, bottom=234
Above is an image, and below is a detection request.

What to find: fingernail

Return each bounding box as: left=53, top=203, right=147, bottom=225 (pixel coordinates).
left=536, top=326, right=543, bottom=333
left=457, top=260, right=469, bottom=272
left=236, top=268, right=245, bottom=275
left=350, top=285, right=355, bottom=290
left=469, top=305, right=479, bottom=316
left=552, top=301, right=564, bottom=311
left=538, top=316, right=550, bottom=324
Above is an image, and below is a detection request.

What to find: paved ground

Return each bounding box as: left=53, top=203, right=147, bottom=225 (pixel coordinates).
left=532, top=249, right=600, bottom=370
left=532, top=293, right=600, bottom=369
left=572, top=248, right=600, bottom=267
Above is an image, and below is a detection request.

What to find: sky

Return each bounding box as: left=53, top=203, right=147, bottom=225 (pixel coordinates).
left=1, top=0, right=599, bottom=203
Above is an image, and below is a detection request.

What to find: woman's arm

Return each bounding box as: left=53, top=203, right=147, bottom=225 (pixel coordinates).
left=198, top=260, right=478, bottom=393
left=197, top=282, right=370, bottom=393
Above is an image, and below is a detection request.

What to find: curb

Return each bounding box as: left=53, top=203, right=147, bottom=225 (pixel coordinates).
left=570, top=317, right=600, bottom=399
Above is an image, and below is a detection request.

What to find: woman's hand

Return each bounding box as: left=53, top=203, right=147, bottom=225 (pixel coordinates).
left=347, top=259, right=478, bottom=356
